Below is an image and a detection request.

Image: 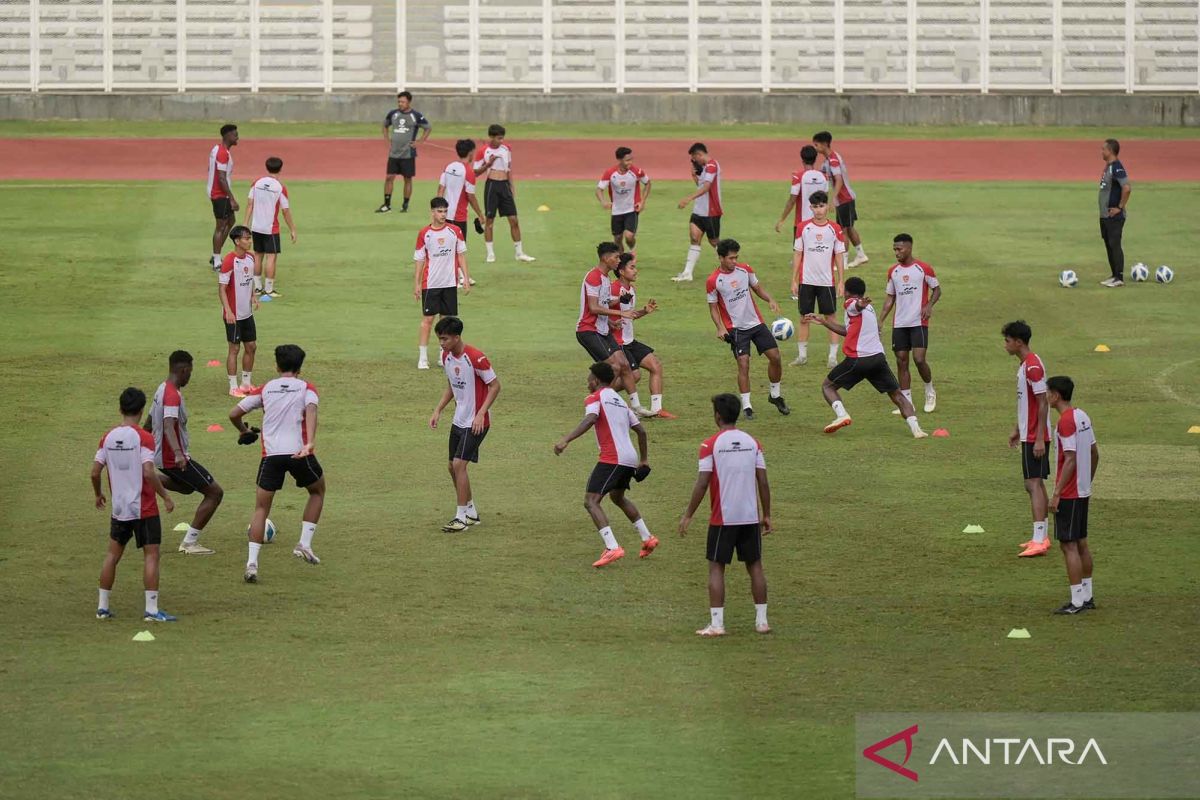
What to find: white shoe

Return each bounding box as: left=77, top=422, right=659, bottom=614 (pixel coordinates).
left=924, top=390, right=937, bottom=413
left=515, top=253, right=536, bottom=262
left=417, top=360, right=430, bottom=370
left=696, top=624, right=726, bottom=637
left=485, top=254, right=496, bottom=263
left=790, top=294, right=799, bottom=301
left=849, top=254, right=869, bottom=268
left=912, top=428, right=929, bottom=439
left=243, top=563, right=258, bottom=583
left=178, top=540, right=215, bottom=555
left=755, top=622, right=771, bottom=634
left=293, top=544, right=321, bottom=564
left=790, top=354, right=807, bottom=366
left=633, top=406, right=657, bottom=418
left=670, top=272, right=693, bottom=282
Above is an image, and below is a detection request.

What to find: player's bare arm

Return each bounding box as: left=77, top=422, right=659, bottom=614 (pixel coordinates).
left=294, top=403, right=318, bottom=458
left=595, top=186, right=612, bottom=210
left=553, top=414, right=598, bottom=455
left=219, top=282, right=235, bottom=323
left=678, top=180, right=711, bottom=209
left=163, top=419, right=188, bottom=469
left=243, top=196, right=255, bottom=227
left=1049, top=451, right=1077, bottom=512
left=806, top=314, right=848, bottom=337
left=708, top=303, right=728, bottom=341
left=473, top=154, right=498, bottom=177
left=413, top=259, right=424, bottom=301
left=880, top=292, right=896, bottom=322
left=219, top=171, right=238, bottom=212
left=143, top=461, right=175, bottom=513
left=1033, top=395, right=1049, bottom=458
left=429, top=384, right=454, bottom=429
left=834, top=252, right=845, bottom=296
left=91, top=461, right=106, bottom=509
left=588, top=295, right=633, bottom=321
left=283, top=208, right=297, bottom=244
left=751, top=282, right=782, bottom=314
left=458, top=251, right=471, bottom=295
left=776, top=196, right=797, bottom=233
left=756, top=467, right=772, bottom=533
left=473, top=379, right=501, bottom=435
left=678, top=471, right=710, bottom=535
left=1109, top=182, right=1131, bottom=217
left=1008, top=424, right=1021, bottom=449
left=632, top=422, right=649, bottom=467
left=636, top=180, right=651, bottom=211
left=921, top=284, right=942, bottom=320
left=830, top=174, right=845, bottom=207
left=791, top=250, right=804, bottom=297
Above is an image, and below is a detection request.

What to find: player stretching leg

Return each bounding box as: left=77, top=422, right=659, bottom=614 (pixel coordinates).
left=1002, top=321, right=1053, bottom=557
left=880, top=233, right=941, bottom=415
left=218, top=226, right=260, bottom=397
left=554, top=362, right=657, bottom=567
left=1046, top=376, right=1100, bottom=614
left=673, top=143, right=723, bottom=282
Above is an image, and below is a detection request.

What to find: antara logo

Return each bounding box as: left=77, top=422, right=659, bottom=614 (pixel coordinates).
left=863, top=724, right=920, bottom=782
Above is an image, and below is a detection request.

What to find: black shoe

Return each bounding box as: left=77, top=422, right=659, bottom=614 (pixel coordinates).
left=401, top=203, right=410, bottom=213
left=375, top=204, right=391, bottom=213
left=1083, top=599, right=1096, bottom=610
left=768, top=395, right=790, bottom=415
left=1053, top=602, right=1085, bottom=615
left=743, top=407, right=755, bottom=420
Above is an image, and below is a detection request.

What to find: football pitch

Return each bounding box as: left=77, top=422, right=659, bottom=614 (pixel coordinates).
left=1, top=128, right=1198, bottom=798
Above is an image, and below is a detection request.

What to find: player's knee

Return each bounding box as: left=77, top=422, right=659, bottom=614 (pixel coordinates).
left=206, top=483, right=225, bottom=504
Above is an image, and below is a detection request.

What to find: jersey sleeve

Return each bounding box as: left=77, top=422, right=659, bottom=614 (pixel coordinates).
left=700, top=163, right=717, bottom=183
left=705, top=274, right=719, bottom=304
left=827, top=153, right=843, bottom=176
left=465, top=170, right=477, bottom=193
left=413, top=230, right=427, bottom=261
left=789, top=173, right=802, bottom=196
left=637, top=167, right=650, bottom=183
left=138, top=429, right=155, bottom=463
left=885, top=266, right=898, bottom=295
left=162, top=385, right=181, bottom=418
left=237, top=392, right=264, bottom=412
left=597, top=167, right=613, bottom=189
left=1057, top=414, right=1078, bottom=451
left=584, top=392, right=601, bottom=417
left=1112, top=162, right=1130, bottom=187
left=305, top=382, right=319, bottom=406
left=215, top=147, right=230, bottom=171
left=1026, top=359, right=1047, bottom=393
left=698, top=441, right=714, bottom=472
left=279, top=187, right=291, bottom=209
left=455, top=232, right=467, bottom=254
left=472, top=352, right=497, bottom=384
left=755, top=441, right=766, bottom=469
left=748, top=270, right=760, bottom=288
left=585, top=270, right=602, bottom=297
left=217, top=253, right=234, bottom=284
left=844, top=297, right=862, bottom=317
left=416, top=111, right=431, bottom=129
left=94, top=434, right=107, bottom=465
left=473, top=148, right=487, bottom=170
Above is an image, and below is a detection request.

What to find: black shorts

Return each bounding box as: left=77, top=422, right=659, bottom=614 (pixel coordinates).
left=387, top=156, right=416, bottom=177
left=623, top=340, right=655, bottom=371
left=449, top=219, right=468, bottom=240
left=422, top=287, right=458, bottom=317
left=690, top=213, right=721, bottom=241
left=706, top=523, right=762, bottom=565
left=728, top=324, right=778, bottom=358
left=1055, top=497, right=1089, bottom=542
left=611, top=212, right=640, bottom=236
left=211, top=197, right=234, bottom=220
left=159, top=459, right=215, bottom=495
left=799, top=284, right=836, bottom=316
left=1021, top=441, right=1051, bottom=480
left=577, top=330, right=619, bottom=362
left=110, top=516, right=163, bottom=549
left=449, top=424, right=488, bottom=463
left=252, top=231, right=281, bottom=254
left=256, top=453, right=324, bottom=492
left=827, top=353, right=899, bottom=393
left=484, top=179, right=517, bottom=218
left=586, top=462, right=636, bottom=496
left=892, top=326, right=929, bottom=352
left=836, top=199, right=858, bottom=229
left=224, top=316, right=257, bottom=344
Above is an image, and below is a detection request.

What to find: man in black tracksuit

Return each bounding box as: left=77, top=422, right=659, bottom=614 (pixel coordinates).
left=1098, top=138, right=1132, bottom=288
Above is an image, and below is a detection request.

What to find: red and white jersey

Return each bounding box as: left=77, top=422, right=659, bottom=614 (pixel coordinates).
left=577, top=267, right=615, bottom=335
left=794, top=220, right=846, bottom=287
left=441, top=345, right=497, bottom=430
left=842, top=297, right=884, bottom=358
left=598, top=165, right=649, bottom=216
left=1056, top=407, right=1097, bottom=499
left=611, top=279, right=636, bottom=346
left=585, top=387, right=640, bottom=467
left=440, top=160, right=477, bottom=223
left=1016, top=353, right=1051, bottom=443
left=474, top=143, right=513, bottom=173
left=790, top=168, right=828, bottom=228
left=692, top=159, right=723, bottom=217
left=414, top=224, right=466, bottom=290
left=237, top=377, right=319, bottom=457
left=885, top=261, right=940, bottom=329
left=150, top=381, right=189, bottom=469
left=706, top=265, right=763, bottom=332
left=821, top=150, right=855, bottom=204
left=247, top=175, right=289, bottom=235
left=219, top=252, right=255, bottom=320
left=95, top=425, right=158, bottom=521
left=698, top=428, right=766, bottom=526
left=207, top=143, right=233, bottom=199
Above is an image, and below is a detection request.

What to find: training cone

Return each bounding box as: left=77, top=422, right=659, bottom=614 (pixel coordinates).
left=259, top=294, right=273, bottom=303
left=1093, top=344, right=1111, bottom=353
left=962, top=524, right=986, bottom=533
left=132, top=631, right=156, bottom=642
left=206, top=424, right=224, bottom=432
left=537, top=204, right=550, bottom=211
left=1007, top=628, right=1031, bottom=639
left=1188, top=426, right=1200, bottom=434
left=206, top=360, right=221, bottom=367
left=932, top=428, right=950, bottom=437
left=173, top=522, right=189, bottom=532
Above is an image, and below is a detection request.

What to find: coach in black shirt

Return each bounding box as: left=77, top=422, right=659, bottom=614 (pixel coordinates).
left=1098, top=138, right=1132, bottom=288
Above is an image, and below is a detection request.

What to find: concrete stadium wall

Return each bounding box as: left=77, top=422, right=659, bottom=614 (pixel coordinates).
left=2, top=92, right=1198, bottom=127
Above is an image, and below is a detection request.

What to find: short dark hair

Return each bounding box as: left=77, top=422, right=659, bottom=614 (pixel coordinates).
left=615, top=146, right=632, bottom=159
left=430, top=196, right=449, bottom=209
left=220, top=124, right=238, bottom=137
left=712, top=393, right=741, bottom=425
left=813, top=131, right=833, bottom=145
left=716, top=238, right=740, bottom=258
left=265, top=157, right=283, bottom=174
left=597, top=241, right=620, bottom=259
left=434, top=316, right=464, bottom=336
left=893, top=233, right=913, bottom=244
left=809, top=190, right=828, bottom=205
left=119, top=387, right=146, bottom=416
left=688, top=142, right=707, bottom=155
left=455, top=138, right=475, bottom=158
left=275, top=344, right=306, bottom=373
left=1046, top=375, right=1075, bottom=401
left=230, top=225, right=251, bottom=241
left=397, top=90, right=413, bottom=101
left=800, top=145, right=818, bottom=165
left=1105, top=138, right=1120, bottom=155
left=616, top=253, right=636, bottom=275
left=1001, top=320, right=1032, bottom=344
left=844, top=276, right=867, bottom=297
left=487, top=124, right=506, bottom=137
left=590, top=361, right=615, bottom=385
left=169, top=350, right=193, bottom=369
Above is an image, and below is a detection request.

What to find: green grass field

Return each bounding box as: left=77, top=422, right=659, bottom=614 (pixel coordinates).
left=1, top=169, right=1198, bottom=798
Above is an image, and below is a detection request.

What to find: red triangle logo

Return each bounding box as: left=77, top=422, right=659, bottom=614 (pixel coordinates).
left=862, top=724, right=919, bottom=782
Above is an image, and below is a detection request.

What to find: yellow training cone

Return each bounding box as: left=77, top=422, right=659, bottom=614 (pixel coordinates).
left=1188, top=426, right=1200, bottom=434
left=1093, top=344, right=1111, bottom=352
left=537, top=204, right=550, bottom=212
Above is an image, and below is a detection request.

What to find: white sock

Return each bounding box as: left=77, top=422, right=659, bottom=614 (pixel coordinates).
left=228, top=374, right=238, bottom=390
left=856, top=244, right=866, bottom=258
left=769, top=382, right=781, bottom=399
left=300, top=521, right=317, bottom=548
left=1070, top=583, right=1085, bottom=608
left=248, top=540, right=262, bottom=566
left=456, top=504, right=468, bottom=522
left=212, top=253, right=220, bottom=264
left=905, top=415, right=921, bottom=434
left=650, top=394, right=662, bottom=413
left=925, top=381, right=935, bottom=394
left=683, top=244, right=701, bottom=276
left=740, top=392, right=752, bottom=410
left=1033, top=520, right=1048, bottom=545
left=265, top=277, right=274, bottom=293
left=514, top=241, right=524, bottom=256
left=145, top=590, right=159, bottom=615
left=418, top=345, right=429, bottom=363
left=1081, top=577, right=1093, bottom=601
left=98, top=588, right=111, bottom=610
left=829, top=343, right=839, bottom=360
left=183, top=526, right=201, bottom=545
left=241, top=371, right=252, bottom=387
left=755, top=603, right=768, bottom=626
left=598, top=526, right=618, bottom=550
left=254, top=275, right=263, bottom=291
left=466, top=500, right=478, bottom=517
left=486, top=241, right=496, bottom=258
left=710, top=607, right=725, bottom=629
left=634, top=518, right=652, bottom=542
left=797, top=341, right=808, bottom=356
left=629, top=391, right=641, bottom=409
left=902, top=389, right=913, bottom=405
left=832, top=400, right=848, bottom=418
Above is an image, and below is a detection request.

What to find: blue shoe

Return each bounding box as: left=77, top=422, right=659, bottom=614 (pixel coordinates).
left=144, top=610, right=177, bottom=622
left=96, top=608, right=115, bottom=620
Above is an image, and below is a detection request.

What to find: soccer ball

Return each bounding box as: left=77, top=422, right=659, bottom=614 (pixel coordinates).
left=1131, top=263, right=1149, bottom=282
left=1156, top=265, right=1174, bottom=284
left=248, top=518, right=276, bottom=543
left=1058, top=270, right=1078, bottom=288
left=771, top=318, right=795, bottom=340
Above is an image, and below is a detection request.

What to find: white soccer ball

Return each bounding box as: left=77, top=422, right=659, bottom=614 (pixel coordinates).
left=1059, top=270, right=1078, bottom=288
left=1156, top=265, right=1174, bottom=284
left=1131, top=263, right=1149, bottom=282
left=248, top=518, right=276, bottom=543
left=771, top=317, right=795, bottom=340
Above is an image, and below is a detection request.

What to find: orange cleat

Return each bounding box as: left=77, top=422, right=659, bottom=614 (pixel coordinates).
left=657, top=410, right=678, bottom=420
left=823, top=415, right=853, bottom=434
left=229, top=387, right=247, bottom=398
left=639, top=535, right=659, bottom=558
left=1019, top=541, right=1051, bottom=557
left=1019, top=539, right=1035, bottom=549
left=592, top=547, right=626, bottom=568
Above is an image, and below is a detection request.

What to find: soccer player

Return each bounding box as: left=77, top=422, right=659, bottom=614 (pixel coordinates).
left=429, top=316, right=501, bottom=533
left=612, top=253, right=671, bottom=418
left=790, top=190, right=846, bottom=368
left=229, top=344, right=326, bottom=583
left=553, top=362, right=657, bottom=568
left=672, top=143, right=723, bottom=282
left=207, top=123, right=239, bottom=269
left=414, top=197, right=470, bottom=370
left=596, top=146, right=651, bottom=254
left=880, top=233, right=941, bottom=414
left=679, top=393, right=772, bottom=637
left=812, top=131, right=867, bottom=268
left=775, top=144, right=827, bottom=236
left=1002, top=320, right=1053, bottom=557
left=92, top=387, right=177, bottom=622
left=1046, top=376, right=1100, bottom=614
left=576, top=243, right=643, bottom=413
left=438, top=138, right=485, bottom=286
left=244, top=156, right=296, bottom=299
left=377, top=91, right=431, bottom=213
left=705, top=239, right=789, bottom=420
left=473, top=124, right=536, bottom=263
left=146, top=350, right=225, bottom=555
left=1098, top=138, right=1132, bottom=287
left=218, top=225, right=260, bottom=397
left=805, top=277, right=928, bottom=438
